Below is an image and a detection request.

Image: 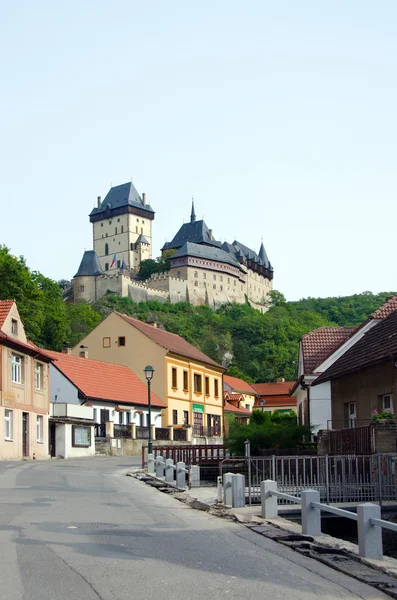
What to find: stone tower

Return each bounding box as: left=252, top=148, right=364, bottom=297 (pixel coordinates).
left=89, top=182, right=155, bottom=273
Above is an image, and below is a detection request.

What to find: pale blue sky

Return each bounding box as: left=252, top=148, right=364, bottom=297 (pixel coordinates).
left=1, top=1, right=396, bottom=300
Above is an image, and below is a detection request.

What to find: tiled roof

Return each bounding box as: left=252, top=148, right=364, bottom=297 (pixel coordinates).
left=115, top=312, right=223, bottom=369
left=301, top=327, right=358, bottom=374
left=43, top=350, right=165, bottom=407
left=90, top=182, right=154, bottom=217
left=74, top=251, right=104, bottom=277
left=224, top=375, right=257, bottom=395
left=224, top=401, right=251, bottom=415
left=0, top=300, right=14, bottom=329
left=370, top=295, right=397, bottom=320
left=313, top=310, right=397, bottom=386
left=251, top=381, right=295, bottom=396
left=254, top=396, right=297, bottom=408
left=161, top=218, right=222, bottom=252
left=170, top=242, right=243, bottom=270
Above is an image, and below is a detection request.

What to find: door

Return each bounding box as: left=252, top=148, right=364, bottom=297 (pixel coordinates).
left=49, top=423, right=56, bottom=457
left=22, top=413, right=29, bottom=457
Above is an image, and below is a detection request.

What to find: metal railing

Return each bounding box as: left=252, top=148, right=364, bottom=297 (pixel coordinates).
left=142, top=444, right=228, bottom=468
left=114, top=424, right=130, bottom=438
left=192, top=425, right=222, bottom=437
left=155, top=428, right=170, bottom=441
left=174, top=428, right=188, bottom=442
left=220, top=453, right=397, bottom=505
left=95, top=423, right=106, bottom=438
left=136, top=426, right=150, bottom=439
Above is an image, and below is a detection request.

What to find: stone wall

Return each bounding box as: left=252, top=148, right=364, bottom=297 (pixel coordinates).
left=95, top=437, right=190, bottom=457
left=128, top=281, right=169, bottom=304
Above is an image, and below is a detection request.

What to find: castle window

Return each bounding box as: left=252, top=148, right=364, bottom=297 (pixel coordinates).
left=130, top=243, right=134, bottom=250
left=136, top=227, right=138, bottom=233
left=115, top=227, right=117, bottom=235
left=194, top=281, right=198, bottom=287
left=106, top=233, right=108, bottom=237
left=142, top=220, right=145, bottom=224
left=220, top=276, right=223, bottom=282
left=213, top=284, right=216, bottom=290
left=220, top=285, right=223, bottom=291
left=137, top=218, right=139, bottom=222
left=117, top=260, right=121, bottom=268
left=105, top=243, right=109, bottom=255
left=117, top=218, right=120, bottom=222
left=194, top=272, right=198, bottom=278
left=109, top=221, right=112, bottom=225
left=101, top=223, right=103, bottom=227
left=213, top=274, right=216, bottom=280
left=121, top=226, right=124, bottom=233
left=203, top=273, right=206, bottom=279
left=79, top=285, right=85, bottom=292
left=105, top=263, right=109, bottom=271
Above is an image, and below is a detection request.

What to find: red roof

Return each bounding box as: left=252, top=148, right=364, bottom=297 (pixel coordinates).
left=254, top=396, right=297, bottom=408
left=43, top=350, right=165, bottom=407
left=251, top=381, right=295, bottom=396
left=370, top=295, right=397, bottom=320
left=224, top=401, right=251, bottom=415
left=0, top=300, right=14, bottom=329
left=116, top=312, right=223, bottom=369
left=224, top=375, right=257, bottom=395
left=301, top=327, right=358, bottom=374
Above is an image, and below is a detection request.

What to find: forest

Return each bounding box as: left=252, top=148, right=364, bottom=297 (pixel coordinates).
left=0, top=245, right=395, bottom=383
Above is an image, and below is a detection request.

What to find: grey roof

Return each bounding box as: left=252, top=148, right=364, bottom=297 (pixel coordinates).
left=162, top=219, right=222, bottom=252
left=136, top=234, right=150, bottom=245
left=89, top=182, right=154, bottom=217
left=233, top=240, right=272, bottom=269
left=74, top=251, right=104, bottom=277
left=170, top=242, right=244, bottom=270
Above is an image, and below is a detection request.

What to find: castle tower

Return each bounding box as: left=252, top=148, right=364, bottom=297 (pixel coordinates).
left=89, top=182, right=155, bottom=273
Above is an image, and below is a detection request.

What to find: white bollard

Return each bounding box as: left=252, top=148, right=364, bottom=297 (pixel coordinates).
left=301, top=490, right=321, bottom=536
left=165, top=458, right=175, bottom=483
left=155, top=456, right=165, bottom=478
left=217, top=476, right=223, bottom=502
left=223, top=472, right=234, bottom=506
left=190, top=465, right=200, bottom=487
left=261, top=480, right=278, bottom=519
left=232, top=474, right=245, bottom=508
left=357, top=503, right=383, bottom=559
left=176, top=462, right=187, bottom=487
left=147, top=453, right=155, bottom=474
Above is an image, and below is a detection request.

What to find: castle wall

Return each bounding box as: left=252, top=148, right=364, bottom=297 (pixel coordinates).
left=128, top=281, right=169, bottom=304
left=246, top=268, right=272, bottom=305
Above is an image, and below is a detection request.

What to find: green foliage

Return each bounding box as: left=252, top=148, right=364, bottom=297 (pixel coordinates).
left=65, top=302, right=102, bottom=347
left=32, top=273, right=69, bottom=350
left=138, top=251, right=173, bottom=281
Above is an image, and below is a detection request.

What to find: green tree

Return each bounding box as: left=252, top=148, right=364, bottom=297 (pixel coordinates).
left=137, top=259, right=158, bottom=281
left=32, top=273, right=69, bottom=350
left=66, top=302, right=102, bottom=347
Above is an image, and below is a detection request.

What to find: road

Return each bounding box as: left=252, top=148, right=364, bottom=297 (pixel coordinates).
left=0, top=457, right=388, bottom=600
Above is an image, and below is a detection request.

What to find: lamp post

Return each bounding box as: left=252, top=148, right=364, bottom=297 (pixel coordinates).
left=260, top=399, right=266, bottom=412
left=144, top=365, right=155, bottom=455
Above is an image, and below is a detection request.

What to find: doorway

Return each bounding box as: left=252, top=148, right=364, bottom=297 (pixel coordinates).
left=49, top=423, right=56, bottom=457
left=22, top=412, right=29, bottom=457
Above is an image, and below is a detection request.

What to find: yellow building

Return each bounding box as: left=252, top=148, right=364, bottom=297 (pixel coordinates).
left=0, top=301, right=51, bottom=459
left=223, top=375, right=258, bottom=412
left=73, top=311, right=225, bottom=440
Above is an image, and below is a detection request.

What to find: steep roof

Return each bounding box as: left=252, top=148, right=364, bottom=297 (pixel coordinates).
left=301, top=327, right=358, bottom=374
left=115, top=312, right=223, bottom=369
left=224, top=401, right=251, bottom=415
left=74, top=251, right=104, bottom=277
left=161, top=219, right=222, bottom=252
left=251, top=381, right=295, bottom=396
left=170, top=242, right=244, bottom=270
left=313, top=310, right=397, bottom=386
left=90, top=182, right=154, bottom=217
left=44, top=350, right=164, bottom=407
left=370, top=295, right=397, bottom=320
left=233, top=240, right=272, bottom=270
left=224, top=375, right=257, bottom=395
left=0, top=300, right=14, bottom=329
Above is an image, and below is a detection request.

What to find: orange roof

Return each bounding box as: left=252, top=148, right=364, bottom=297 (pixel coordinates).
left=251, top=381, right=295, bottom=396
left=370, top=295, right=397, bottom=320
left=0, top=300, right=14, bottom=329
left=301, top=327, right=358, bottom=374
left=224, top=401, right=251, bottom=415
left=254, top=396, right=297, bottom=408
left=116, top=312, right=223, bottom=369
left=224, top=375, right=257, bottom=395
left=44, top=350, right=165, bottom=407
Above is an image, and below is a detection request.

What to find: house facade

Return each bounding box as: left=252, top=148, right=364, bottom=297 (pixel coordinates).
left=252, top=379, right=296, bottom=414
left=72, top=311, right=225, bottom=440
left=0, top=301, right=51, bottom=459
left=223, top=375, right=257, bottom=412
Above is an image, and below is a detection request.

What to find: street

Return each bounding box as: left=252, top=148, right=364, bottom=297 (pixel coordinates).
left=0, top=457, right=388, bottom=600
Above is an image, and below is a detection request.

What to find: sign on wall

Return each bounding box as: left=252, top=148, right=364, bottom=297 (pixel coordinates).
left=192, top=403, right=204, bottom=413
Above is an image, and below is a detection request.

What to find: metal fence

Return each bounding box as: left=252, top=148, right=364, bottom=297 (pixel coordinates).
left=136, top=426, right=149, bottom=439
left=114, top=424, right=130, bottom=438
left=220, top=454, right=397, bottom=505
left=155, top=428, right=170, bottom=441
left=94, top=423, right=106, bottom=438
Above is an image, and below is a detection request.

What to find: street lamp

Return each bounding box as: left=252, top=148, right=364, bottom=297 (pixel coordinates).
left=144, top=365, right=155, bottom=455
left=260, top=399, right=266, bottom=412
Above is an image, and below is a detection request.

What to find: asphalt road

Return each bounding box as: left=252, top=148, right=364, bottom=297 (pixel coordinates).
left=0, top=457, right=388, bottom=600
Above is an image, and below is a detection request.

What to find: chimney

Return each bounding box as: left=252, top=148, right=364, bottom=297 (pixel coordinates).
left=142, top=192, right=146, bottom=206
left=276, top=377, right=285, bottom=383
left=97, top=196, right=101, bottom=209
left=62, top=347, right=72, bottom=355
left=208, top=229, right=213, bottom=240
left=79, top=345, right=88, bottom=359
left=146, top=317, right=157, bottom=328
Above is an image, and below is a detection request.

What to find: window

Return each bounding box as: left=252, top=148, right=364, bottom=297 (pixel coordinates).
left=173, top=409, right=178, bottom=425
left=11, top=319, right=18, bottom=335
left=115, top=227, right=117, bottom=235
left=118, top=336, right=126, bottom=347
left=106, top=232, right=108, bottom=237
left=348, top=402, right=356, bottom=427
left=177, top=271, right=181, bottom=277
left=203, top=273, right=206, bottom=279
left=121, top=225, right=124, bottom=233
left=213, top=284, right=216, bottom=290
left=37, top=415, right=43, bottom=443
left=12, top=354, right=22, bottom=384
left=35, top=363, right=43, bottom=390
left=117, top=218, right=120, bottom=222
left=79, top=285, right=85, bottom=293
left=109, top=220, right=112, bottom=225
left=214, top=379, right=219, bottom=397
left=245, top=404, right=250, bottom=411
left=220, top=285, right=223, bottom=291
left=183, top=370, right=188, bottom=391
left=213, top=274, right=216, bottom=280
left=117, top=260, right=121, bottom=268
left=141, top=227, right=143, bottom=234
left=137, top=218, right=139, bottom=222
left=183, top=411, right=189, bottom=425
left=382, top=394, right=393, bottom=411
left=5, top=409, right=13, bottom=440
left=194, top=271, right=198, bottom=278
left=72, top=426, right=91, bottom=447
left=194, top=281, right=198, bottom=287
left=234, top=280, right=236, bottom=286
left=105, top=263, right=109, bottom=271
left=136, top=226, right=138, bottom=233
left=172, top=367, right=177, bottom=389
left=194, top=374, right=202, bottom=393
left=105, top=243, right=109, bottom=255
left=220, top=276, right=223, bottom=282
left=205, top=376, right=210, bottom=396
left=103, top=337, right=111, bottom=348
left=101, top=223, right=103, bottom=227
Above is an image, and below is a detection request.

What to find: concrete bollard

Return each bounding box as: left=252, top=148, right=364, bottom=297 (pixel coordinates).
left=155, top=456, right=165, bottom=478
left=147, top=453, right=155, bottom=475
left=232, top=474, right=245, bottom=508
left=261, top=480, right=278, bottom=519
left=217, top=476, right=223, bottom=502
left=301, top=490, right=321, bottom=536
left=176, top=462, right=187, bottom=487
left=357, top=503, right=383, bottom=559
left=223, top=472, right=234, bottom=506
left=165, top=458, right=175, bottom=483
left=190, top=465, right=200, bottom=487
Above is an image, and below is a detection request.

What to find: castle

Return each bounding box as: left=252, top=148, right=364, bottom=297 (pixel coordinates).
left=73, top=181, right=274, bottom=311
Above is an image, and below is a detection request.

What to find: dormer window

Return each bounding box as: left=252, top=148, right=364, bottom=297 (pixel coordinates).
left=11, top=319, right=18, bottom=335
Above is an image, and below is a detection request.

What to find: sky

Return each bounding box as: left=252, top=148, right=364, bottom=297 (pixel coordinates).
left=1, top=1, right=396, bottom=301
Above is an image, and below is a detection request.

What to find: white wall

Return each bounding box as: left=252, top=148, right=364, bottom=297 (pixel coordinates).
left=54, top=423, right=95, bottom=459
left=310, top=382, right=332, bottom=433
left=50, top=366, right=80, bottom=404
left=89, top=400, right=162, bottom=426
